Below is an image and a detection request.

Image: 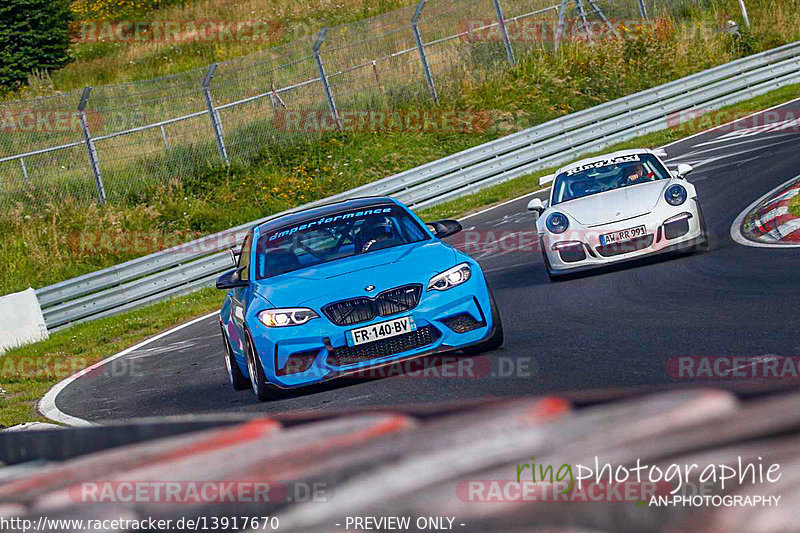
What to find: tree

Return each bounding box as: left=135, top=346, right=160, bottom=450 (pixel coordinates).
left=0, top=0, right=72, bottom=93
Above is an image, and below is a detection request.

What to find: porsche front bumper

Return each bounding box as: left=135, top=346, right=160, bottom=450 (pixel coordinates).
left=542, top=199, right=705, bottom=275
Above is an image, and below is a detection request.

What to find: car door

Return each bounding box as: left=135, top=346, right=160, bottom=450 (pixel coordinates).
left=228, top=231, right=254, bottom=359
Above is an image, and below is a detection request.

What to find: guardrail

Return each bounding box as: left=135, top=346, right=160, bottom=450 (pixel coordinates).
left=35, top=41, right=800, bottom=330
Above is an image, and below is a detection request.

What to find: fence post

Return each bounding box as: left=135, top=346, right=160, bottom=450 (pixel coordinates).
left=554, top=0, right=569, bottom=51
left=159, top=125, right=169, bottom=149
left=19, top=158, right=30, bottom=187
left=737, top=0, right=750, bottom=28
left=202, top=63, right=230, bottom=165
left=313, top=28, right=342, bottom=131
left=575, top=0, right=594, bottom=44
left=411, top=0, right=438, bottom=104
left=585, top=0, right=615, bottom=33
left=637, top=0, right=649, bottom=20
left=492, top=0, right=515, bottom=65
left=78, top=87, right=106, bottom=205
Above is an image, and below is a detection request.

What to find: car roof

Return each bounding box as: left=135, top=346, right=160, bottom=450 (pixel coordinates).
left=256, top=196, right=400, bottom=234
left=555, top=149, right=659, bottom=176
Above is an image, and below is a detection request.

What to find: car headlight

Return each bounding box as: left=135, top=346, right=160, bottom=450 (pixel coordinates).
left=546, top=212, right=570, bottom=234
left=258, top=308, right=319, bottom=327
left=665, top=184, right=687, bottom=206
left=428, top=263, right=472, bottom=291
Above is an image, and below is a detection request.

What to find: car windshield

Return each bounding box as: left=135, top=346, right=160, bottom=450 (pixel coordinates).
left=552, top=153, right=670, bottom=205
left=255, top=204, right=429, bottom=279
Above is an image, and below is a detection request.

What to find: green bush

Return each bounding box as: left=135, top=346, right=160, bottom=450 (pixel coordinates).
left=0, top=0, right=73, bottom=93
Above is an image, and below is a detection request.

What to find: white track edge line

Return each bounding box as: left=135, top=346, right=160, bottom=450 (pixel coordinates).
left=38, top=311, right=219, bottom=427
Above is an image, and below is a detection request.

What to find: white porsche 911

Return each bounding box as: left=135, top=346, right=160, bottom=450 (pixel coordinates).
left=527, top=149, right=708, bottom=280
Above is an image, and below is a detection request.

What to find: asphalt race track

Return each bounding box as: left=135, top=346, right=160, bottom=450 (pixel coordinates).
left=54, top=101, right=800, bottom=423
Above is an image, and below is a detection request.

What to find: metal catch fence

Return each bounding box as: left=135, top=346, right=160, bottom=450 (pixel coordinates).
left=0, top=0, right=708, bottom=209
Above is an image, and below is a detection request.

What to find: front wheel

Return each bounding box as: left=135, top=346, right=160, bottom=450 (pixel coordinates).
left=221, top=323, right=250, bottom=391
left=245, top=332, right=282, bottom=402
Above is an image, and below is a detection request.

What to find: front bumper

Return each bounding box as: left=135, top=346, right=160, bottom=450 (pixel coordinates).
left=245, top=270, right=495, bottom=389
left=542, top=200, right=705, bottom=274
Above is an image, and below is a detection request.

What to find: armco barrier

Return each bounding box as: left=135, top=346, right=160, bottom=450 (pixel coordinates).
left=35, top=41, right=800, bottom=330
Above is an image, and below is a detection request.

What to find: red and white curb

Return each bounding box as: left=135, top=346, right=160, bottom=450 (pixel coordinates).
left=731, top=175, right=800, bottom=248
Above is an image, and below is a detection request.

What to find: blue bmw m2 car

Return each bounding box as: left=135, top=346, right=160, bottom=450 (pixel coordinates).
left=216, top=196, right=503, bottom=401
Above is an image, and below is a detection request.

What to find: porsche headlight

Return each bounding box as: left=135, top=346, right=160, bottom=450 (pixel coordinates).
left=258, top=308, right=319, bottom=327
left=427, top=263, right=472, bottom=291
left=546, top=212, right=570, bottom=234
left=665, top=184, right=687, bottom=206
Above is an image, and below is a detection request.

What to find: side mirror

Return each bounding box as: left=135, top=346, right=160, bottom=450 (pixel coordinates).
left=527, top=197, right=548, bottom=215
left=216, top=267, right=248, bottom=290
left=427, top=219, right=463, bottom=239
left=676, top=163, right=693, bottom=179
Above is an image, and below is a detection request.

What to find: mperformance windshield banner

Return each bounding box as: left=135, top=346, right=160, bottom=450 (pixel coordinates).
left=267, top=206, right=394, bottom=242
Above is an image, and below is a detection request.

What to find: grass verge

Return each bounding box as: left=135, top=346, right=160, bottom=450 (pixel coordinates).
left=789, top=189, right=800, bottom=217
left=1, top=82, right=798, bottom=428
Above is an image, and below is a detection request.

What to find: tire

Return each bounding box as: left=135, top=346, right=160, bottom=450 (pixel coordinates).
left=244, top=331, right=282, bottom=402
left=461, top=285, right=504, bottom=354
left=220, top=323, right=250, bottom=391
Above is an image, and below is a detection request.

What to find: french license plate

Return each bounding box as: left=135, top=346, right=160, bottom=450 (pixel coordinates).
left=347, top=316, right=416, bottom=346
left=600, top=225, right=647, bottom=245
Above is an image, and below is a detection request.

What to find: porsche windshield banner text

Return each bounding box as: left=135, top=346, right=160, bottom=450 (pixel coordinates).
left=565, top=154, right=641, bottom=176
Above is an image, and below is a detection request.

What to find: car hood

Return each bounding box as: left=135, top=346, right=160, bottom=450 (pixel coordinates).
left=555, top=180, right=667, bottom=226
left=253, top=240, right=458, bottom=308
